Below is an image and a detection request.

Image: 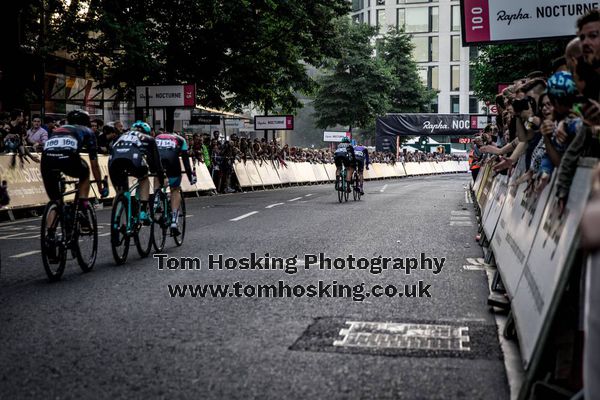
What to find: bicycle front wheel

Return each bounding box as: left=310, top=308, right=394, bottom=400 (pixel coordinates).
left=41, top=201, right=67, bottom=281
left=111, top=194, right=130, bottom=265
left=173, top=195, right=186, bottom=247
left=134, top=198, right=153, bottom=258
left=151, top=189, right=168, bottom=252
left=75, top=204, right=98, bottom=272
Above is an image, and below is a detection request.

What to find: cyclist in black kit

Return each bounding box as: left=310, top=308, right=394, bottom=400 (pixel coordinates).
left=154, top=131, right=196, bottom=235
left=334, top=136, right=355, bottom=193
left=108, top=121, right=164, bottom=223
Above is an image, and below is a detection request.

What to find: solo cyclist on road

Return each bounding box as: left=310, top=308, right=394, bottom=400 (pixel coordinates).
left=334, top=136, right=355, bottom=193
left=353, top=143, right=370, bottom=195
left=108, top=121, right=164, bottom=224
left=154, top=131, right=196, bottom=236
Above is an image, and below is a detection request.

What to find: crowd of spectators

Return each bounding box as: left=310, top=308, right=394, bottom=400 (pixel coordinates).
left=469, top=9, right=600, bottom=399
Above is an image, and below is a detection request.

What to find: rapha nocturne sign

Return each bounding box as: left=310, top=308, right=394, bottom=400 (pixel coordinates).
left=460, top=0, right=598, bottom=45
left=376, top=114, right=482, bottom=136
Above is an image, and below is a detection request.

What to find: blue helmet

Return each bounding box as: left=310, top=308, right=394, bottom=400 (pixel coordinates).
left=341, top=136, right=351, bottom=143
left=131, top=120, right=151, bottom=134
left=546, top=71, right=577, bottom=98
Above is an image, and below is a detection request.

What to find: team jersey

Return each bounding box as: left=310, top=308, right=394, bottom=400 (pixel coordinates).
left=109, top=130, right=163, bottom=176
left=155, top=132, right=193, bottom=181
left=43, top=125, right=98, bottom=160
left=334, top=142, right=354, bottom=158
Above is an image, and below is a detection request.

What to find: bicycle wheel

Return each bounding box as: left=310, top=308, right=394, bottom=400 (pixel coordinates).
left=75, top=204, right=98, bottom=272
left=173, top=194, right=186, bottom=246
left=151, top=189, right=168, bottom=252
left=41, top=201, right=67, bottom=281
left=134, top=197, right=153, bottom=258
left=111, top=194, right=130, bottom=265
left=337, top=178, right=343, bottom=203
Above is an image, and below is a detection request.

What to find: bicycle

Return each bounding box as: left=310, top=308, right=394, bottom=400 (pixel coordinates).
left=151, top=184, right=186, bottom=251
left=40, top=175, right=107, bottom=281
left=110, top=179, right=154, bottom=265
left=336, top=167, right=350, bottom=203
left=352, top=169, right=362, bottom=201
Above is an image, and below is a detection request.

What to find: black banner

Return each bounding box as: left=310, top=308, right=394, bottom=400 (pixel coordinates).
left=376, top=114, right=484, bottom=151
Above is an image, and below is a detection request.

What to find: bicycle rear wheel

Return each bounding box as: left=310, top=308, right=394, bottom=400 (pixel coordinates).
left=151, top=189, right=168, bottom=252
left=173, top=194, right=186, bottom=246
left=75, top=204, right=98, bottom=272
left=134, top=197, right=153, bottom=258
left=111, top=194, right=130, bottom=265
left=41, top=201, right=67, bottom=281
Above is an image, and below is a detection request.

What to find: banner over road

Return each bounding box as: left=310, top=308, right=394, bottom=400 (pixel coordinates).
left=460, top=0, right=596, bottom=45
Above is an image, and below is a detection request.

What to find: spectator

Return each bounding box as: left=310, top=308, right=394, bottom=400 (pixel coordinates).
left=26, top=115, right=48, bottom=150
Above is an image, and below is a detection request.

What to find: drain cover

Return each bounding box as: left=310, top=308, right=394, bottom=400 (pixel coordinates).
left=333, top=321, right=470, bottom=351
left=290, top=317, right=501, bottom=360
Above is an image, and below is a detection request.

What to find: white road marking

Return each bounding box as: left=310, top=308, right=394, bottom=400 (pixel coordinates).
left=0, top=232, right=37, bottom=239
left=380, top=185, right=388, bottom=193
left=288, top=197, right=303, bottom=202
left=450, top=221, right=473, bottom=226
left=304, top=194, right=313, bottom=197
left=450, top=216, right=471, bottom=221
left=99, top=232, right=111, bottom=237
left=265, top=203, right=284, bottom=209
left=230, top=211, right=258, bottom=221
left=463, top=265, right=486, bottom=271
left=10, top=250, right=41, bottom=258
left=451, top=211, right=471, bottom=216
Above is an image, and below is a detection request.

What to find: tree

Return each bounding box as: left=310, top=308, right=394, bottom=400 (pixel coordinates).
left=378, top=28, right=436, bottom=113
left=470, top=39, right=570, bottom=102
left=313, top=18, right=394, bottom=131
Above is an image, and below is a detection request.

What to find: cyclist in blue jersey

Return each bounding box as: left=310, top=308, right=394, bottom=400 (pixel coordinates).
left=108, top=121, right=164, bottom=223
left=334, top=136, right=355, bottom=192
left=154, top=131, right=196, bottom=235
left=353, top=143, right=370, bottom=195
left=41, top=109, right=108, bottom=205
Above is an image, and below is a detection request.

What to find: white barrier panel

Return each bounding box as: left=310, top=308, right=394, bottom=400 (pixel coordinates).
left=432, top=162, right=444, bottom=174
left=403, top=162, right=420, bottom=176
left=440, top=161, right=453, bottom=173
left=393, top=162, right=406, bottom=177
left=324, top=164, right=337, bottom=181
left=381, top=163, right=396, bottom=178
left=460, top=161, right=470, bottom=172
left=512, top=158, right=595, bottom=368
left=245, top=161, right=264, bottom=187
left=276, top=162, right=295, bottom=184
left=371, top=163, right=385, bottom=178
left=364, top=165, right=378, bottom=180
left=291, top=162, right=310, bottom=183
left=195, top=163, right=216, bottom=191
left=312, top=164, right=329, bottom=182
left=256, top=161, right=281, bottom=186
left=480, top=173, right=508, bottom=240
left=233, top=161, right=252, bottom=187
left=419, top=162, right=432, bottom=175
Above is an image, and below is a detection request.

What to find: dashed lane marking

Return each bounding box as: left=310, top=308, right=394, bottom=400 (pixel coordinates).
left=230, top=211, right=259, bottom=222
left=10, top=250, right=41, bottom=258
left=305, top=194, right=313, bottom=197
left=380, top=185, right=388, bottom=193
left=288, top=197, right=303, bottom=202
left=266, top=203, right=285, bottom=209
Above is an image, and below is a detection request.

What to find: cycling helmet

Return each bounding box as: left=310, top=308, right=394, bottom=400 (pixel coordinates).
left=66, top=109, right=91, bottom=127
left=546, top=71, right=577, bottom=98
left=131, top=120, right=151, bottom=134
left=341, top=136, right=351, bottom=143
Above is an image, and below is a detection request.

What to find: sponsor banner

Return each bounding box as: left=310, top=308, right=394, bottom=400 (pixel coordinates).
left=461, top=0, right=597, bottom=45
left=224, top=119, right=245, bottom=129
left=254, top=115, right=294, bottom=131
left=135, top=84, right=196, bottom=107
left=323, top=131, right=350, bottom=142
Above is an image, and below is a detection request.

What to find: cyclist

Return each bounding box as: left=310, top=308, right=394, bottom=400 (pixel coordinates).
left=108, top=121, right=164, bottom=223
left=334, top=136, right=355, bottom=192
left=353, top=143, right=370, bottom=195
left=41, top=110, right=108, bottom=234
left=154, top=131, right=197, bottom=236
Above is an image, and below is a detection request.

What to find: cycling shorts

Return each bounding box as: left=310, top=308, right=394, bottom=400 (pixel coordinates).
left=108, top=155, right=148, bottom=191
left=41, top=154, right=90, bottom=201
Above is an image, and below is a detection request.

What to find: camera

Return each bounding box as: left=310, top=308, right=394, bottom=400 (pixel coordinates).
left=513, top=96, right=536, bottom=113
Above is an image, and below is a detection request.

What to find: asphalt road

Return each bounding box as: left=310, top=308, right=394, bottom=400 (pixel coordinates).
left=0, top=174, right=509, bottom=400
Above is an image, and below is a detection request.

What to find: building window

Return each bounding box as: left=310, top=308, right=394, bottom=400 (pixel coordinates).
left=430, top=97, right=438, bottom=113
left=377, top=9, right=386, bottom=27
left=430, top=36, right=439, bottom=62
left=469, top=96, right=479, bottom=114
left=418, top=67, right=428, bottom=86
left=377, top=0, right=385, bottom=4
left=469, top=66, right=475, bottom=91
left=451, top=65, right=460, bottom=91
left=397, top=9, right=405, bottom=30
left=450, top=95, right=460, bottom=113
left=352, top=0, right=365, bottom=11
left=368, top=10, right=371, bottom=26
left=451, top=36, right=460, bottom=61
left=412, top=36, right=429, bottom=62
left=405, top=7, right=429, bottom=33
left=430, top=7, right=439, bottom=32
left=429, top=66, right=439, bottom=90
left=451, top=5, right=460, bottom=31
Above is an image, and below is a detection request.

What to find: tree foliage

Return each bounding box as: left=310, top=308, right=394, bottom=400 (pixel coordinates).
left=470, top=39, right=570, bottom=102
left=5, top=0, right=350, bottom=113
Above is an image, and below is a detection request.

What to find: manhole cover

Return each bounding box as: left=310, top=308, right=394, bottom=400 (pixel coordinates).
left=290, top=317, right=502, bottom=360
left=333, top=321, right=470, bottom=351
